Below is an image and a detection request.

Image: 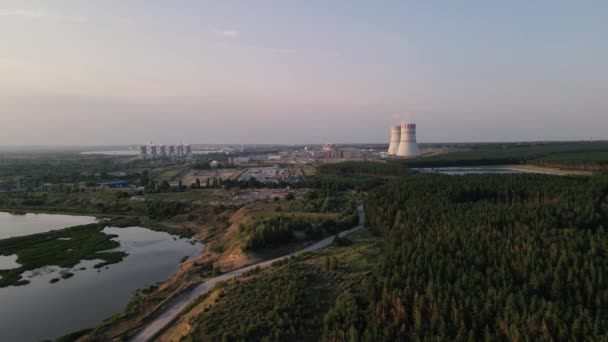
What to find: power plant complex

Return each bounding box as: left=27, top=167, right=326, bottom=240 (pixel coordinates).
left=388, top=123, right=421, bottom=158
left=139, top=143, right=192, bottom=159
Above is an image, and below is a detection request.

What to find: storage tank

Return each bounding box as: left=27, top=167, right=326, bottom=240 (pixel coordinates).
left=396, top=123, right=421, bottom=157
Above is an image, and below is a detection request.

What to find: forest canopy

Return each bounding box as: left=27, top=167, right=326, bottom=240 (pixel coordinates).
left=323, top=173, right=608, bottom=341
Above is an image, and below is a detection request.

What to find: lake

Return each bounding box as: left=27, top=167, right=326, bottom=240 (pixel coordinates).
left=0, top=211, right=98, bottom=239
left=0, top=216, right=203, bottom=342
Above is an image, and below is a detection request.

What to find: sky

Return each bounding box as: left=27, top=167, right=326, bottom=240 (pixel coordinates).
left=1, top=0, right=607, bottom=145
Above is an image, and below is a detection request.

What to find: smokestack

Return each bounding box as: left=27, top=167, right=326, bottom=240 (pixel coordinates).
left=396, top=123, right=421, bottom=157
left=388, top=125, right=401, bottom=156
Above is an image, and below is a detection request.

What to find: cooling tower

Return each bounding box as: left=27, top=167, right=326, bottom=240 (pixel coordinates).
left=388, top=125, right=401, bottom=156
left=396, top=123, right=421, bottom=157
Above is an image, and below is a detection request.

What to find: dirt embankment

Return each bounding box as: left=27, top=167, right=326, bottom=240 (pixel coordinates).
left=81, top=200, right=328, bottom=341
left=80, top=208, right=240, bottom=341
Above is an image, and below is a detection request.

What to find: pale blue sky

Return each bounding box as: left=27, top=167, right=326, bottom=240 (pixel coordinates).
left=1, top=1, right=607, bottom=145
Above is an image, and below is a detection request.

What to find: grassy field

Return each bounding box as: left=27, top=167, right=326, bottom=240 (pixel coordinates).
left=160, top=228, right=381, bottom=341
left=151, top=166, right=188, bottom=182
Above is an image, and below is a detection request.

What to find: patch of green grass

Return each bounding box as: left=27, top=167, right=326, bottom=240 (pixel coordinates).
left=0, top=220, right=128, bottom=288
left=154, top=167, right=186, bottom=182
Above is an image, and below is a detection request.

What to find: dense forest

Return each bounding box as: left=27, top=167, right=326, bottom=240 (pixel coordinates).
left=322, top=173, right=608, bottom=341
left=241, top=214, right=359, bottom=251
left=399, top=142, right=608, bottom=171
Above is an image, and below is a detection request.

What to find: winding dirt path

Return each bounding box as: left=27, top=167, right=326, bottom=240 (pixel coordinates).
left=130, top=206, right=365, bottom=342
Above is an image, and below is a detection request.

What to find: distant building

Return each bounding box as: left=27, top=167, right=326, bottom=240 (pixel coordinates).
left=231, top=157, right=251, bottom=165
left=306, top=144, right=366, bottom=160
left=99, top=181, right=129, bottom=189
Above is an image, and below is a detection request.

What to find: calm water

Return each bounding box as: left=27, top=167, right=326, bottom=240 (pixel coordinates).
left=0, top=226, right=203, bottom=342
left=414, top=167, right=526, bottom=175
left=0, top=254, right=20, bottom=270
left=0, top=212, right=98, bottom=239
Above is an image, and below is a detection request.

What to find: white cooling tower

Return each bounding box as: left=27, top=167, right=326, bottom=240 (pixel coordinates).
left=396, top=123, right=420, bottom=157
left=387, top=125, right=401, bottom=156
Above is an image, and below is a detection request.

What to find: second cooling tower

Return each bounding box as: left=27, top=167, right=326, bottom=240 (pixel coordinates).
left=396, top=123, right=420, bottom=157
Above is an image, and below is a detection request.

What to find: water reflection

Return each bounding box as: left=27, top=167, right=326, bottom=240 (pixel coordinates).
left=0, top=254, right=20, bottom=270
left=0, top=226, right=203, bottom=342
left=0, top=212, right=97, bottom=239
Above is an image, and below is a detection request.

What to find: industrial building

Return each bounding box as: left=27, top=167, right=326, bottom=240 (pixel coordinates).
left=388, top=123, right=421, bottom=158
left=139, top=143, right=192, bottom=159
left=99, top=181, right=129, bottom=188
left=306, top=144, right=368, bottom=160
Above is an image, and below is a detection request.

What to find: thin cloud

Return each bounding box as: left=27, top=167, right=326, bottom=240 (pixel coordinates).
left=212, top=29, right=240, bottom=38
left=219, top=42, right=339, bottom=57
left=0, top=8, right=86, bottom=23
left=0, top=9, right=50, bottom=18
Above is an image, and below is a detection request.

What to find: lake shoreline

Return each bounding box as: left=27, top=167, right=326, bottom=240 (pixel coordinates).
left=0, top=212, right=204, bottom=342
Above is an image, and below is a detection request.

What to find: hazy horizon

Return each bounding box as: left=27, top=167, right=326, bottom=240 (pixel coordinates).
left=2, top=1, right=607, bottom=145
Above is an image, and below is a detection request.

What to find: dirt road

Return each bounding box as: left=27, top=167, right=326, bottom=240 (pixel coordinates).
left=130, top=206, right=365, bottom=342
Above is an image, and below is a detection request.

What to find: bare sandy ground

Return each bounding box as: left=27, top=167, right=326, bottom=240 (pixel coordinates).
left=503, top=164, right=592, bottom=176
